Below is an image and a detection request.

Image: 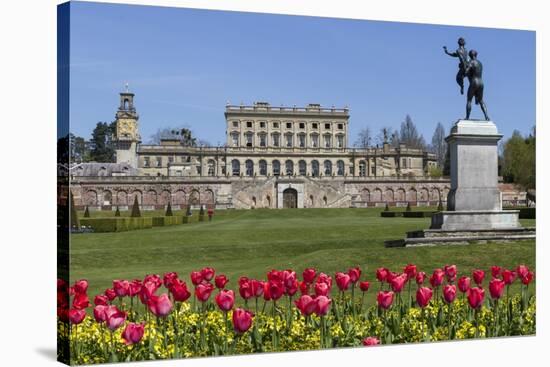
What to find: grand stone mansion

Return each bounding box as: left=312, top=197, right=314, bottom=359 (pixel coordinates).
left=70, top=90, right=524, bottom=210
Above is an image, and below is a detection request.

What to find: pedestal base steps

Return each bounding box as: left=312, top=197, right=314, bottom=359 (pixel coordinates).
left=384, top=227, right=535, bottom=247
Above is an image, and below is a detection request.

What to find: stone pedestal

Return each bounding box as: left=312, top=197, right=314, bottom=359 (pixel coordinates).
left=430, top=119, right=520, bottom=231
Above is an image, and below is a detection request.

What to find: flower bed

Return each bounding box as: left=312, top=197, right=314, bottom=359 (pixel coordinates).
left=57, top=264, right=535, bottom=364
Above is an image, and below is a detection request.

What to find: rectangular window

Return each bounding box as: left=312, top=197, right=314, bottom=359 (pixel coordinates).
left=196, top=166, right=201, bottom=175
left=232, top=121, right=239, bottom=127
left=312, top=123, right=318, bottom=129
left=273, top=122, right=279, bottom=128
left=324, top=135, right=331, bottom=148
left=168, top=156, right=174, bottom=164
left=260, top=121, right=266, bottom=128
left=338, top=123, right=344, bottom=129
left=299, top=135, right=305, bottom=147
left=156, top=157, right=162, bottom=167
left=286, top=135, right=292, bottom=147
left=311, top=135, right=318, bottom=148
left=260, top=134, right=266, bottom=147
left=273, top=134, right=280, bottom=147
left=286, top=122, right=292, bottom=129
left=246, top=121, right=252, bottom=128
left=337, top=135, right=344, bottom=148
left=246, top=133, right=253, bottom=147
left=144, top=157, right=150, bottom=167
left=325, top=123, right=331, bottom=129
left=232, top=133, right=239, bottom=147
left=299, top=122, right=305, bottom=129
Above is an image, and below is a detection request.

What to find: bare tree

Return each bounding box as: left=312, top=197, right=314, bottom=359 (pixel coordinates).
left=399, top=115, right=426, bottom=149
left=354, top=126, right=372, bottom=148
left=430, top=122, right=447, bottom=166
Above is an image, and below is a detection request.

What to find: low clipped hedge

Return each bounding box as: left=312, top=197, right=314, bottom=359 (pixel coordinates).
left=504, top=207, right=536, bottom=219
left=403, top=211, right=435, bottom=218
left=152, top=216, right=184, bottom=227
left=381, top=211, right=403, bottom=217
left=80, top=217, right=153, bottom=232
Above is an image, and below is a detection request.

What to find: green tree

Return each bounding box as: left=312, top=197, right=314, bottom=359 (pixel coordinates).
left=130, top=196, right=141, bottom=217
left=165, top=202, right=173, bottom=216
left=502, top=128, right=536, bottom=190
left=89, top=121, right=116, bottom=162
left=70, top=190, right=80, bottom=229
left=149, top=126, right=199, bottom=146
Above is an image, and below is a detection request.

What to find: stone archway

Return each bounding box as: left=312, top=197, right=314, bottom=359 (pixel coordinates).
left=282, top=188, right=298, bottom=208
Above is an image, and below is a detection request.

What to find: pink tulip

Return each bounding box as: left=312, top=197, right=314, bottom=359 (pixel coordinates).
left=232, top=308, right=253, bottom=333
left=104, top=305, right=126, bottom=330
left=122, top=322, right=145, bottom=345
left=443, top=284, right=457, bottom=304
left=314, top=295, right=332, bottom=316
left=416, top=287, right=433, bottom=308
left=147, top=294, right=173, bottom=317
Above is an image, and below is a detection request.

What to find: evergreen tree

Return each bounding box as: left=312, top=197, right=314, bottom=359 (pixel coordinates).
left=384, top=203, right=389, bottom=211
left=70, top=190, right=80, bottom=229
left=406, top=202, right=412, bottom=212
left=83, top=206, right=90, bottom=218
left=89, top=121, right=116, bottom=162
left=130, top=196, right=141, bottom=217
left=165, top=202, right=173, bottom=216
left=114, top=206, right=121, bottom=217
left=442, top=146, right=451, bottom=176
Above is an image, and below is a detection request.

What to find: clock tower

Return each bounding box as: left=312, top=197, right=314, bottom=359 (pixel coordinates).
left=114, top=85, right=140, bottom=167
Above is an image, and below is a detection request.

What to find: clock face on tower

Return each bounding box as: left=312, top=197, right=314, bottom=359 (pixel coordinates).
left=117, top=118, right=137, bottom=139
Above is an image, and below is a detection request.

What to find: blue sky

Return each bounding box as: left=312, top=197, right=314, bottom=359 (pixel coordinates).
left=67, top=1, right=536, bottom=145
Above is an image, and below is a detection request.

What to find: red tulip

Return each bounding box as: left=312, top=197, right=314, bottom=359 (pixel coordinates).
left=430, top=269, right=445, bottom=288
left=139, top=281, right=159, bottom=304
left=416, top=287, right=433, bottom=308
left=251, top=279, right=264, bottom=297
left=238, top=277, right=253, bottom=300
left=416, top=271, right=426, bottom=285
left=282, top=270, right=297, bottom=289
left=516, top=265, right=529, bottom=279
left=73, top=293, right=90, bottom=310
left=232, top=308, right=253, bottom=333
left=143, top=274, right=162, bottom=288
left=294, top=295, right=317, bottom=316
left=335, top=272, right=351, bottom=291
left=58, top=292, right=69, bottom=310
left=472, top=269, right=485, bottom=286
left=443, top=284, right=457, bottom=304
left=390, top=274, right=407, bottom=293
left=201, top=267, right=215, bottom=281
left=122, top=322, right=145, bottom=345
left=170, top=279, right=191, bottom=302
left=163, top=272, right=179, bottom=289
left=520, top=271, right=534, bottom=285
left=113, top=280, right=130, bottom=298
left=317, top=272, right=332, bottom=288
left=190, top=271, right=203, bottom=286
left=73, top=280, right=88, bottom=294
left=377, top=291, right=394, bottom=310
left=386, top=271, right=399, bottom=284
left=489, top=279, right=505, bottom=299
left=195, top=283, right=215, bottom=302
left=314, top=295, right=332, bottom=316
left=215, top=274, right=228, bottom=289
left=362, top=337, right=380, bottom=346
left=467, top=287, right=485, bottom=309
left=268, top=280, right=285, bottom=301
left=267, top=270, right=284, bottom=282
left=404, top=264, right=417, bottom=281
left=299, top=280, right=309, bottom=295
left=129, top=280, right=142, bottom=297
left=104, top=305, right=127, bottom=330
left=359, top=281, right=370, bottom=292
left=263, top=281, right=271, bottom=301
left=444, top=265, right=457, bottom=283
left=285, top=279, right=299, bottom=297
left=348, top=267, right=362, bottom=283
left=302, top=268, right=317, bottom=284
left=69, top=308, right=86, bottom=325
left=502, top=270, right=516, bottom=285
left=104, top=288, right=117, bottom=301
left=376, top=268, right=389, bottom=282
left=458, top=276, right=471, bottom=293
left=94, top=294, right=109, bottom=306
left=147, top=294, right=173, bottom=317
left=215, top=289, right=235, bottom=312
left=58, top=279, right=69, bottom=293
left=93, top=304, right=108, bottom=323
left=58, top=307, right=70, bottom=323
left=491, top=266, right=502, bottom=279
left=315, top=282, right=330, bottom=297
left=69, top=287, right=75, bottom=296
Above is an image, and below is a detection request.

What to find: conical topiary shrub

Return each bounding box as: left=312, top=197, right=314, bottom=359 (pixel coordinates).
left=437, top=199, right=444, bottom=211
left=114, top=206, right=121, bottom=217
left=406, top=202, right=412, bottom=212
left=70, top=190, right=80, bottom=229
left=186, top=205, right=192, bottom=216
left=130, top=196, right=141, bottom=217
left=384, top=203, right=389, bottom=211
left=83, top=205, right=90, bottom=218
left=165, top=202, right=173, bottom=216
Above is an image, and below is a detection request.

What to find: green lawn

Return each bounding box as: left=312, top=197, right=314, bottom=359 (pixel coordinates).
left=70, top=208, right=535, bottom=303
